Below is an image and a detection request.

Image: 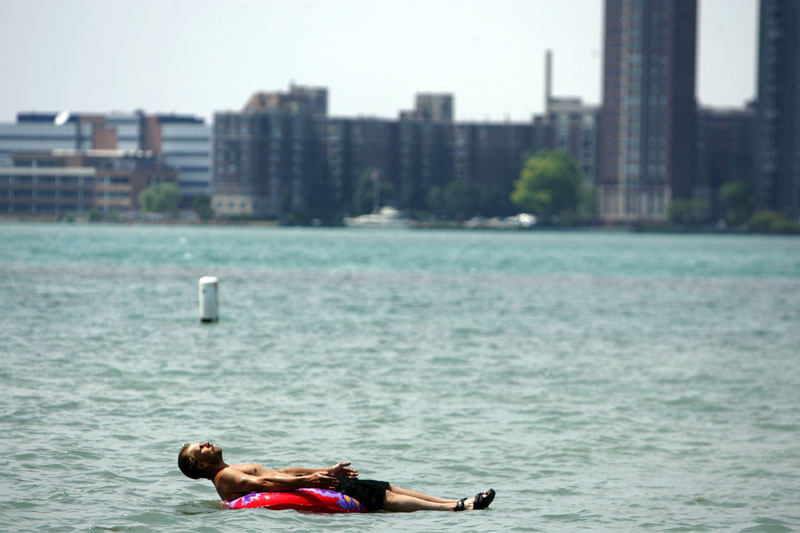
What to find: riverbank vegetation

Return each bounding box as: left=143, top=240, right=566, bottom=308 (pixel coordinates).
left=9, top=152, right=799, bottom=235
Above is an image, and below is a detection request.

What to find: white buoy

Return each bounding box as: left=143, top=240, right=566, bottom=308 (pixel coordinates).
left=199, top=276, right=219, bottom=323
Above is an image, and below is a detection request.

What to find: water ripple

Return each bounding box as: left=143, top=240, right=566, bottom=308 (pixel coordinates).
left=2, top=226, right=799, bottom=531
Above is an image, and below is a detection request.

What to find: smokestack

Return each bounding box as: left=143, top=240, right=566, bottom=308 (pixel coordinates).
left=545, top=49, right=552, bottom=116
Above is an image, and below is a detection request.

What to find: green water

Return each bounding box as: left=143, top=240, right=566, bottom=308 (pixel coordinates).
left=1, top=223, right=799, bottom=532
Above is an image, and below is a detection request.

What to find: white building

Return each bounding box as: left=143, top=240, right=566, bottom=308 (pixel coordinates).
left=157, top=116, right=212, bottom=201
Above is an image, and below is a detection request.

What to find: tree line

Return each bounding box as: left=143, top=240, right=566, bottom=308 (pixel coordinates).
left=134, top=150, right=798, bottom=233
left=339, top=149, right=594, bottom=225
left=666, top=180, right=800, bottom=233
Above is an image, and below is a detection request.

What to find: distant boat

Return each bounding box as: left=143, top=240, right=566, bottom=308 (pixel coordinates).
left=465, top=213, right=537, bottom=229
left=343, top=206, right=411, bottom=228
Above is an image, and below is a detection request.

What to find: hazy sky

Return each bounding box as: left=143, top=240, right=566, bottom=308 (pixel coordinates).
left=0, top=0, right=757, bottom=123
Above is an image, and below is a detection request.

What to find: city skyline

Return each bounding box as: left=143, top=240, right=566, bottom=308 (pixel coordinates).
left=1, top=0, right=757, bottom=123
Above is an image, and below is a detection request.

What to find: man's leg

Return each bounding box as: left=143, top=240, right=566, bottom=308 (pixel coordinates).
left=382, top=490, right=471, bottom=512
left=382, top=486, right=494, bottom=512
left=387, top=485, right=459, bottom=504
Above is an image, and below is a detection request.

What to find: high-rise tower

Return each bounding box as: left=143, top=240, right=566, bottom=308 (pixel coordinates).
left=598, top=0, right=698, bottom=221
left=755, top=0, right=800, bottom=218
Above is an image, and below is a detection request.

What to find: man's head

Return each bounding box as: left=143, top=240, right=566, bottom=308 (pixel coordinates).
left=178, top=441, right=223, bottom=480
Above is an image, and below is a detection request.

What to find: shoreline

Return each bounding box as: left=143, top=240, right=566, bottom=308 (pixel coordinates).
left=1, top=215, right=798, bottom=236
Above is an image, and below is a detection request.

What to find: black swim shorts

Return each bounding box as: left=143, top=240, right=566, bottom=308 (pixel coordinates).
left=336, top=476, right=390, bottom=512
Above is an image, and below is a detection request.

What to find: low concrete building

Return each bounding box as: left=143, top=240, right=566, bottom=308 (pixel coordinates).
left=0, top=150, right=176, bottom=216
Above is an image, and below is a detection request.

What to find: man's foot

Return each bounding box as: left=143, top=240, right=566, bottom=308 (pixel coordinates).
left=453, top=489, right=495, bottom=511
left=473, top=488, right=495, bottom=510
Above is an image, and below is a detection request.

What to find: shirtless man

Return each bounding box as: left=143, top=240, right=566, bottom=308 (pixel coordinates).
left=178, top=441, right=495, bottom=512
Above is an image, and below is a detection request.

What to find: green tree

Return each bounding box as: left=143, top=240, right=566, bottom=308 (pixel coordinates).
left=426, top=186, right=445, bottom=215
left=443, top=180, right=481, bottom=220
left=667, top=199, right=708, bottom=225
left=425, top=181, right=510, bottom=220
left=192, top=194, right=215, bottom=221
left=353, top=169, right=393, bottom=215
left=718, top=180, right=754, bottom=226
left=748, top=211, right=800, bottom=234
left=579, top=184, right=598, bottom=221
left=511, top=150, right=581, bottom=223
left=138, top=183, right=181, bottom=215
left=476, top=183, right=513, bottom=217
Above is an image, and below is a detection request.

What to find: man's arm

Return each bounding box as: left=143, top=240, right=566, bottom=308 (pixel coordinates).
left=218, top=468, right=340, bottom=498
left=278, top=462, right=358, bottom=478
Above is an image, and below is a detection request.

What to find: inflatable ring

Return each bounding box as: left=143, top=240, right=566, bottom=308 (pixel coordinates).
left=224, top=488, right=366, bottom=513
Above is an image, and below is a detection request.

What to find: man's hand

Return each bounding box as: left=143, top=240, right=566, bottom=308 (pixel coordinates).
left=324, top=462, right=358, bottom=478
left=305, top=472, right=340, bottom=489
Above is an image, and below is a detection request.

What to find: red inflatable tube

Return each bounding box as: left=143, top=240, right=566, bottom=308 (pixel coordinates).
left=223, top=488, right=366, bottom=513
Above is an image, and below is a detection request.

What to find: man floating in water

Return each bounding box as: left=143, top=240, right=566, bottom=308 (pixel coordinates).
left=178, top=441, right=495, bottom=512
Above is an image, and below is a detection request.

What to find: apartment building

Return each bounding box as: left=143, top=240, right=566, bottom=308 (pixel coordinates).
left=598, top=0, right=698, bottom=221
left=754, top=0, right=800, bottom=218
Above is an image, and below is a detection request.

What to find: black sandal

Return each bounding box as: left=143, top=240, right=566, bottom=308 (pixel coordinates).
left=454, top=498, right=467, bottom=512
left=473, top=488, right=495, bottom=510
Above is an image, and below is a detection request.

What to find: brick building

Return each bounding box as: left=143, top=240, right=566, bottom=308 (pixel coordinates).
left=598, top=0, right=698, bottom=221
left=0, top=111, right=210, bottom=208
left=0, top=149, right=176, bottom=216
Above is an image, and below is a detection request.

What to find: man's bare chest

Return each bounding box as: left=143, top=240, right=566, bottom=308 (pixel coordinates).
left=232, top=463, right=273, bottom=476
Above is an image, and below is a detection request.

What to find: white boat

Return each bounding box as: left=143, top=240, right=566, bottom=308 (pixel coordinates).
left=343, top=206, right=411, bottom=228
left=464, top=213, right=537, bottom=229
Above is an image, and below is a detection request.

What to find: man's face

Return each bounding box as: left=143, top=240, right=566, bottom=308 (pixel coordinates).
left=187, top=441, right=222, bottom=465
